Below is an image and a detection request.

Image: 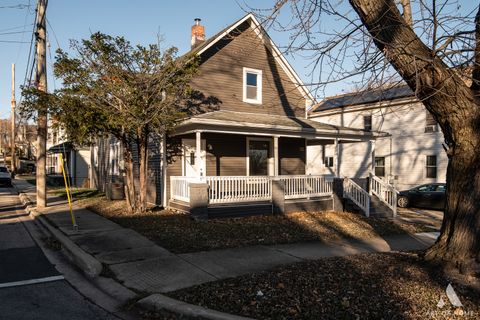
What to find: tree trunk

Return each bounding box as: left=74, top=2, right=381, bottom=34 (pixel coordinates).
left=123, top=144, right=136, bottom=213
left=138, top=133, right=149, bottom=213
left=349, top=0, right=480, bottom=275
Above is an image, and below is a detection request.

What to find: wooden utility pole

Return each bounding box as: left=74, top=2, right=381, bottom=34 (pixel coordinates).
left=11, top=63, right=16, bottom=173
left=36, top=0, right=47, bottom=208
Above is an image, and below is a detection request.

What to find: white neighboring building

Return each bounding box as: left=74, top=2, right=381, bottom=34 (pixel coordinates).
left=307, top=86, right=447, bottom=190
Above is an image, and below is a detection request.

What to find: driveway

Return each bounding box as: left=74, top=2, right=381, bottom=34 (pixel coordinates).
left=396, top=207, right=443, bottom=231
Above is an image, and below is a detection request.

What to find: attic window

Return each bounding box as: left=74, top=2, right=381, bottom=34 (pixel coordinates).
left=243, top=67, right=262, bottom=104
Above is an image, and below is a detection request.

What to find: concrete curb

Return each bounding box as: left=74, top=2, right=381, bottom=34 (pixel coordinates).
left=18, top=191, right=103, bottom=278
left=137, top=294, right=254, bottom=320
left=30, top=209, right=103, bottom=278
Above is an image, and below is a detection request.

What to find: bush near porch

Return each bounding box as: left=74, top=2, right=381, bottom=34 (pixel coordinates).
left=76, top=196, right=431, bottom=254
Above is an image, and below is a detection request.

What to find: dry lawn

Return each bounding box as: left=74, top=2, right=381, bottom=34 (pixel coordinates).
left=78, top=197, right=431, bottom=254
left=169, top=252, right=480, bottom=319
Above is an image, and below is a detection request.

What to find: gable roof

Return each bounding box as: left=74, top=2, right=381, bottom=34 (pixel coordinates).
left=309, top=85, right=414, bottom=115
left=186, top=13, right=315, bottom=104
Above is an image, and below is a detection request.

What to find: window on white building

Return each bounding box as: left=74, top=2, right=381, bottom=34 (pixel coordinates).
left=426, top=155, right=437, bottom=178
left=364, top=115, right=372, bottom=131
left=425, top=110, right=438, bottom=132
left=324, top=156, right=334, bottom=168
left=375, top=157, right=385, bottom=177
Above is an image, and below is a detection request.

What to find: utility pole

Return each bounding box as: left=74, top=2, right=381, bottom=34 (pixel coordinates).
left=36, top=0, right=47, bottom=208
left=11, top=63, right=16, bottom=173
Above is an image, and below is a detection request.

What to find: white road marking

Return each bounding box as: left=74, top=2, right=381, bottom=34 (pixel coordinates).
left=0, top=275, right=64, bottom=288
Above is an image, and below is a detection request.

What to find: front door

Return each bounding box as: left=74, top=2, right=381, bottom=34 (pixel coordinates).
left=248, top=139, right=272, bottom=176
left=182, top=139, right=206, bottom=177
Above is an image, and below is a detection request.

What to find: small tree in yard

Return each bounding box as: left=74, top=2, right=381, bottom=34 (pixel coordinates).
left=22, top=33, right=198, bottom=213
left=265, top=0, right=480, bottom=277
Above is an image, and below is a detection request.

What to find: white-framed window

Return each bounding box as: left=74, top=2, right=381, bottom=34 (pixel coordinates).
left=375, top=156, right=385, bottom=177
left=243, top=67, right=262, bottom=104
left=363, top=115, right=372, bottom=131
left=324, top=156, right=334, bottom=168
left=425, top=110, right=438, bottom=132
left=426, top=155, right=437, bottom=178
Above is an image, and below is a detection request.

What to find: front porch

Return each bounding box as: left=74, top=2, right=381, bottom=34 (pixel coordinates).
left=170, top=175, right=336, bottom=218
left=166, top=110, right=386, bottom=218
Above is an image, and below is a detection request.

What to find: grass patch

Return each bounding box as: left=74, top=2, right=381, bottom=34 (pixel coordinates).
left=169, top=252, right=480, bottom=319
left=53, top=188, right=102, bottom=200
left=82, top=197, right=432, bottom=254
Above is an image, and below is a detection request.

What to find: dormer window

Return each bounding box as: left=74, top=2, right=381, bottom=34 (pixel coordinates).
left=243, top=67, right=262, bottom=104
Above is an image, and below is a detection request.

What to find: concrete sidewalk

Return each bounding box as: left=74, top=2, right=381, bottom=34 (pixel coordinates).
left=14, top=178, right=439, bottom=318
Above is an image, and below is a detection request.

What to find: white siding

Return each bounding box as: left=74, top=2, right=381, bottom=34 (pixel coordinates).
left=308, top=101, right=447, bottom=190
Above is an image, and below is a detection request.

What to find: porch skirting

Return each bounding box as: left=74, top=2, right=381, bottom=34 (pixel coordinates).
left=169, top=196, right=333, bottom=219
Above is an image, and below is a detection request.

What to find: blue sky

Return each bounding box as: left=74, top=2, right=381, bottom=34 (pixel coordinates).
left=0, top=1, right=477, bottom=120
left=0, top=0, right=300, bottom=118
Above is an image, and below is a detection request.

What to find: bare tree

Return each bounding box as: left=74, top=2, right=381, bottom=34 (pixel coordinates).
left=263, top=0, right=480, bottom=277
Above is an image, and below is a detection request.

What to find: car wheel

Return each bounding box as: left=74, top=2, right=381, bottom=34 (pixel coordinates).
left=397, top=196, right=409, bottom=208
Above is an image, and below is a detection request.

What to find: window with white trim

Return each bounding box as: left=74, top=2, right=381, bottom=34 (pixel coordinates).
left=243, top=68, right=262, bottom=104
left=426, top=155, right=437, bottom=178
left=375, top=157, right=385, bottom=177
left=324, top=156, right=334, bottom=168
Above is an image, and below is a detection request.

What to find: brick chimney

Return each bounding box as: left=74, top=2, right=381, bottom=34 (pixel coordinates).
left=191, top=18, right=205, bottom=49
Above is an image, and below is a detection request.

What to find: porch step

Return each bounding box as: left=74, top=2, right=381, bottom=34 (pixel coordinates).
left=168, top=199, right=190, bottom=213
left=208, top=202, right=273, bottom=219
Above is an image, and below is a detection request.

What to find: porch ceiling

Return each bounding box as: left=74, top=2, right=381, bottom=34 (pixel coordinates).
left=172, top=110, right=388, bottom=141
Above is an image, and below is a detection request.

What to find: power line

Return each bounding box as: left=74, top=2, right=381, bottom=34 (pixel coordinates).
left=0, top=23, right=33, bottom=33
left=0, top=30, right=31, bottom=35
left=0, top=4, right=32, bottom=10
left=0, top=40, right=31, bottom=43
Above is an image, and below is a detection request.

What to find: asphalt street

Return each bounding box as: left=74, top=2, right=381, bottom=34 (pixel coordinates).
left=0, top=185, right=120, bottom=320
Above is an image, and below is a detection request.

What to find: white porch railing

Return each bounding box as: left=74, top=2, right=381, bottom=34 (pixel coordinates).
left=206, top=176, right=272, bottom=204
left=280, top=175, right=332, bottom=200
left=343, top=177, right=370, bottom=217
left=170, top=176, right=197, bottom=202
left=370, top=173, right=398, bottom=217
left=170, top=175, right=334, bottom=204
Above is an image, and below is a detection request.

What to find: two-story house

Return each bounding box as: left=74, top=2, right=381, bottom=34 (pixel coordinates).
left=307, top=85, right=447, bottom=190
left=92, top=13, right=385, bottom=218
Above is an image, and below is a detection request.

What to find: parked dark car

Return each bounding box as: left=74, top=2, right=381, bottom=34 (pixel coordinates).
left=0, top=166, right=12, bottom=187
left=397, top=183, right=446, bottom=210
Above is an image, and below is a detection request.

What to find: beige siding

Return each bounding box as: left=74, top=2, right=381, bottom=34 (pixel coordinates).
left=205, top=133, right=247, bottom=176
left=279, top=137, right=305, bottom=175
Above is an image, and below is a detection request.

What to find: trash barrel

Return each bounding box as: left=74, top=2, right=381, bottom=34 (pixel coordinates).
left=107, top=182, right=125, bottom=200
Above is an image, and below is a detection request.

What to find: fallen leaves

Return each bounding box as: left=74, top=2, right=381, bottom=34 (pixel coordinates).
left=83, top=197, right=430, bottom=254
left=169, top=252, right=480, bottom=319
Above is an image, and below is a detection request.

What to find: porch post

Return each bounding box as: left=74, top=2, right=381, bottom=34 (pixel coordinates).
left=195, top=130, right=202, bottom=179
left=370, top=139, right=376, bottom=174
left=369, top=139, right=375, bottom=195
left=273, top=136, right=279, bottom=176
left=334, top=138, right=339, bottom=177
